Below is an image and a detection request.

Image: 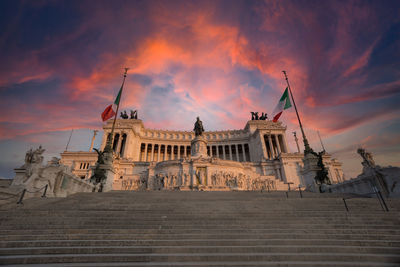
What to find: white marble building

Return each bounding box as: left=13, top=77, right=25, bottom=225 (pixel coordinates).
left=61, top=118, right=345, bottom=191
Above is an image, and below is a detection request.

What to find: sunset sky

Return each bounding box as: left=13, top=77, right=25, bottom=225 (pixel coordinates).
left=0, top=0, right=399, bottom=178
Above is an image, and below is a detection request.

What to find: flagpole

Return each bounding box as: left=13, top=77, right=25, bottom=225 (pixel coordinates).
left=282, top=70, right=312, bottom=154
left=65, top=129, right=74, bottom=152
left=104, top=68, right=129, bottom=152
left=317, top=130, right=326, bottom=152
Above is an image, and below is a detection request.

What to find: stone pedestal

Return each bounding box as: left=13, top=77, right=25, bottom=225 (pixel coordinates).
left=191, top=135, right=208, bottom=158
left=101, top=164, right=116, bottom=192
left=301, top=152, right=319, bottom=192
left=12, top=168, right=27, bottom=187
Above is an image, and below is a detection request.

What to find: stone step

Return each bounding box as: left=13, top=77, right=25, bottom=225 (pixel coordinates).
left=2, top=232, right=400, bottom=242
left=1, top=223, right=399, bottom=232
left=2, top=219, right=398, bottom=228
left=3, top=261, right=399, bottom=267
left=3, top=216, right=398, bottom=223
left=4, top=206, right=397, bottom=213
left=1, top=228, right=399, bottom=236
left=1, top=220, right=399, bottom=229
left=2, top=224, right=400, bottom=232
left=4, top=208, right=399, bottom=214
left=2, top=238, right=400, bottom=248
left=1, top=245, right=400, bottom=255
left=3, top=218, right=399, bottom=226
left=2, top=252, right=400, bottom=265
left=2, top=222, right=399, bottom=230
left=2, top=211, right=398, bottom=218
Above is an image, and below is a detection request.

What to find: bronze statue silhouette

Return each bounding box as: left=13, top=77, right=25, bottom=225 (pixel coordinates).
left=260, top=112, right=268, bottom=120
left=314, top=151, right=331, bottom=192
left=251, top=112, right=267, bottom=120
left=120, top=111, right=129, bottom=119
left=250, top=112, right=259, bottom=120
left=130, top=110, right=138, bottom=119
left=90, top=148, right=107, bottom=186
left=194, top=117, right=204, bottom=136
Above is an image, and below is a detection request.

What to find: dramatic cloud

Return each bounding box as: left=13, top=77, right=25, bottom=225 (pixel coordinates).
left=0, top=0, right=399, bottom=178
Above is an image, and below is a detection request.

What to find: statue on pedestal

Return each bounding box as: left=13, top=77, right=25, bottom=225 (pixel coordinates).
left=357, top=147, right=389, bottom=196
left=194, top=117, right=204, bottom=136
left=90, top=148, right=107, bottom=189
left=314, top=151, right=331, bottom=192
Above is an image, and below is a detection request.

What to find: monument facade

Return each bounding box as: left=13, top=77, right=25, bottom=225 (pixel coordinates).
left=60, top=117, right=345, bottom=191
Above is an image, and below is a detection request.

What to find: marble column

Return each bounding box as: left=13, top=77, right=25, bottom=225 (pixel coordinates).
left=222, top=145, right=226, bottom=160
left=124, top=134, right=130, bottom=158
left=235, top=144, right=239, bottom=161
left=268, top=135, right=275, bottom=159
left=242, top=144, right=247, bottom=162
left=157, top=144, right=160, bottom=162
left=150, top=143, right=154, bottom=161
left=210, top=146, right=213, bottom=157
left=261, top=135, right=268, bottom=160
left=229, top=145, right=233, bottom=160
left=144, top=143, right=148, bottom=161
left=116, top=133, right=123, bottom=156
left=275, top=135, right=281, bottom=155
left=163, top=145, right=167, bottom=161
left=282, top=134, right=289, bottom=153
left=184, top=146, right=187, bottom=159
left=178, top=145, right=181, bottom=159
left=100, top=132, right=108, bottom=151
left=216, top=145, right=220, bottom=158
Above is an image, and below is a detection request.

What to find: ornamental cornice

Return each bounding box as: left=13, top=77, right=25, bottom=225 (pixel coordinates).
left=245, top=120, right=286, bottom=129
left=280, top=152, right=305, bottom=159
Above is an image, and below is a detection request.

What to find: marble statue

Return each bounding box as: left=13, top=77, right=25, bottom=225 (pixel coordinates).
left=357, top=148, right=376, bottom=168
left=24, top=145, right=45, bottom=166
left=12, top=146, right=94, bottom=198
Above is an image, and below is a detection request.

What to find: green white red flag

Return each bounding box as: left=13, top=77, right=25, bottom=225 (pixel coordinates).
left=272, top=87, right=292, bottom=122
left=101, top=85, right=122, bottom=121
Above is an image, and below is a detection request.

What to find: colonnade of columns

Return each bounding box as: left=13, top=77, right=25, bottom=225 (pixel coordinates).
left=110, top=133, right=128, bottom=157
left=140, top=144, right=191, bottom=162
left=207, top=143, right=250, bottom=162
left=263, top=134, right=288, bottom=160
left=139, top=143, right=251, bottom=162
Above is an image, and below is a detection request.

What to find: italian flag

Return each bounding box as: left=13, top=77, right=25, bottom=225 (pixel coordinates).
left=272, top=87, right=292, bottom=122
left=101, top=86, right=122, bottom=121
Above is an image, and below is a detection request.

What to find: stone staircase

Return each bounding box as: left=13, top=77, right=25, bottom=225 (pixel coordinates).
left=0, top=191, right=400, bottom=266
